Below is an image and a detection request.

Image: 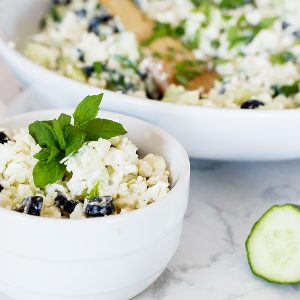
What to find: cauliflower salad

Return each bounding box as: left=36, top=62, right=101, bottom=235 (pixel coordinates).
left=24, top=0, right=300, bottom=109
left=0, top=94, right=170, bottom=218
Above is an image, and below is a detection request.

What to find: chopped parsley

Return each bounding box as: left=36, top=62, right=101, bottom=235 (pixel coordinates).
left=142, top=21, right=185, bottom=46
left=270, top=51, right=297, bottom=65
left=272, top=81, right=300, bottom=97
left=220, top=0, right=254, bottom=9
left=228, top=16, right=277, bottom=48
left=175, top=59, right=204, bottom=86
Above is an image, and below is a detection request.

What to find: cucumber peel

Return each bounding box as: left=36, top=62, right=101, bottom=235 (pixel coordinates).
left=246, top=204, right=300, bottom=284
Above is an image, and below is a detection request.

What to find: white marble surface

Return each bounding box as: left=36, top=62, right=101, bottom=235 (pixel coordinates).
left=0, top=66, right=299, bottom=300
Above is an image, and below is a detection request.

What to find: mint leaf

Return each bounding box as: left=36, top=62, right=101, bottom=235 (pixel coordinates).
left=228, top=16, right=277, bottom=49
left=270, top=51, right=297, bottom=65
left=73, top=94, right=103, bottom=128
left=34, top=148, right=63, bottom=162
left=64, top=124, right=86, bottom=156
left=58, top=113, right=71, bottom=129
left=29, top=121, right=57, bottom=148
left=142, top=21, right=185, bottom=46
left=84, top=118, right=127, bottom=140
left=33, top=160, right=66, bottom=188
left=93, top=62, right=103, bottom=75
left=53, top=119, right=66, bottom=150
left=29, top=93, right=127, bottom=188
left=220, top=0, right=253, bottom=9
left=272, top=81, right=300, bottom=97
left=258, top=17, right=277, bottom=30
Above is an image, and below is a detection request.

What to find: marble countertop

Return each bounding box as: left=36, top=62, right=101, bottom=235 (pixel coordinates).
left=0, top=67, right=299, bottom=300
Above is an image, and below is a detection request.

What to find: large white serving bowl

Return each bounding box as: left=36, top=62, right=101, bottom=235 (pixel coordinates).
left=1, top=0, right=300, bottom=161
left=0, top=109, right=190, bottom=300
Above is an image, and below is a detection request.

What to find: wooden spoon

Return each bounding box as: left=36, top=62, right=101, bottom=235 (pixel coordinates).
left=101, top=0, right=216, bottom=92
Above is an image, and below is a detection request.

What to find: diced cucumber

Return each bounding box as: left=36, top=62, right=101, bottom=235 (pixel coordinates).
left=246, top=204, right=300, bottom=284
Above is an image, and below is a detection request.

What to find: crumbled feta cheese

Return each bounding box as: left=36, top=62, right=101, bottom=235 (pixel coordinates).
left=0, top=128, right=170, bottom=218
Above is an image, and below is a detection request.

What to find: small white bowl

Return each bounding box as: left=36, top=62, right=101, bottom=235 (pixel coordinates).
left=2, top=0, right=300, bottom=161
left=0, top=110, right=190, bottom=300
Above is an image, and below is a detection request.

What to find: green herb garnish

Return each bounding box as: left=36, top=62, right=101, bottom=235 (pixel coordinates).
left=50, top=5, right=62, bottom=22
left=184, top=29, right=201, bottom=50
left=220, top=0, right=254, bottom=9
left=272, top=81, right=300, bottom=97
left=142, top=21, right=185, bottom=46
left=29, top=94, right=127, bottom=188
left=270, top=51, right=297, bottom=65
left=228, top=16, right=277, bottom=49
left=93, top=62, right=103, bottom=75
left=175, top=59, right=204, bottom=86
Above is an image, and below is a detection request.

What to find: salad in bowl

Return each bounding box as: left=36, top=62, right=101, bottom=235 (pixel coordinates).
left=0, top=94, right=170, bottom=218
left=0, top=93, right=190, bottom=300
left=24, top=0, right=300, bottom=109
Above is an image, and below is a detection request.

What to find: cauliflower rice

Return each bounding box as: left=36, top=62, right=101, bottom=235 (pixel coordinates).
left=24, top=0, right=300, bottom=109
left=0, top=128, right=170, bottom=218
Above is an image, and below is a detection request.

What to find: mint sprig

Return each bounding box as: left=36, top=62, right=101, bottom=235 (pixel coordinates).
left=29, top=94, right=127, bottom=188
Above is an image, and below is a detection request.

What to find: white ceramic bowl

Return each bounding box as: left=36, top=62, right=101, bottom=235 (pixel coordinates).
left=1, top=0, right=300, bottom=161
left=0, top=109, right=190, bottom=300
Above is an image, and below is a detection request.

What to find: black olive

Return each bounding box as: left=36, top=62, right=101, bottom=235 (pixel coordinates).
left=52, top=0, right=71, bottom=6
left=55, top=193, right=78, bottom=215
left=16, top=196, right=43, bottom=216
left=281, top=21, right=290, bottom=30
left=113, top=26, right=120, bottom=33
left=241, top=99, right=265, bottom=109
left=77, top=49, right=85, bottom=62
left=98, top=14, right=113, bottom=23
left=0, top=185, right=3, bottom=192
left=138, top=71, right=148, bottom=80
left=83, top=65, right=95, bottom=77
left=0, top=131, right=10, bottom=144
left=75, top=9, right=87, bottom=18
left=145, top=76, right=163, bottom=100
left=219, top=84, right=226, bottom=94
left=88, top=14, right=113, bottom=33
left=271, top=84, right=281, bottom=97
left=85, top=196, right=115, bottom=217
left=293, top=31, right=300, bottom=39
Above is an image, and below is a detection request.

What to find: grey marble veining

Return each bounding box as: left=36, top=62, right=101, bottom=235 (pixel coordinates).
left=1, top=91, right=300, bottom=300
left=136, top=159, right=300, bottom=300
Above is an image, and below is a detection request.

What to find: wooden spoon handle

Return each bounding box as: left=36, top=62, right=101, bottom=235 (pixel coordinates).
left=100, top=0, right=217, bottom=92
left=100, top=0, right=154, bottom=42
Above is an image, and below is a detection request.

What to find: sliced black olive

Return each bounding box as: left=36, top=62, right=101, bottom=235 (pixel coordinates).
left=55, top=193, right=77, bottom=215
left=88, top=14, right=114, bottom=33
left=0, top=185, right=3, bottom=192
left=281, top=21, right=290, bottom=30
left=138, top=71, right=148, bottom=80
left=74, top=9, right=87, bottom=18
left=293, top=31, right=300, bottom=39
left=145, top=76, right=163, bottom=100
left=16, top=196, right=43, bottom=216
left=83, top=65, right=95, bottom=77
left=0, top=131, right=10, bottom=144
left=77, top=49, right=85, bottom=62
left=241, top=99, right=265, bottom=109
left=113, top=26, right=120, bottom=33
left=85, top=196, right=115, bottom=217
left=52, top=0, right=71, bottom=6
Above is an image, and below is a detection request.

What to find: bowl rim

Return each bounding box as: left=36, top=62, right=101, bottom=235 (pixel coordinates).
left=1, top=39, right=300, bottom=118
left=0, top=109, right=190, bottom=224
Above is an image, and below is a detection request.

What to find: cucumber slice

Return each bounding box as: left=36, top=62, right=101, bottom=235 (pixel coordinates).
left=246, top=204, right=300, bottom=284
